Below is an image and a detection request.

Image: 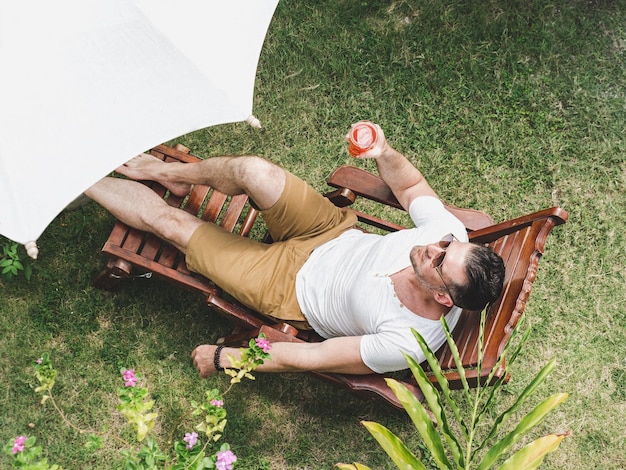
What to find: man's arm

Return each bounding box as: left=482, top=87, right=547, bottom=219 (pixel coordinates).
left=191, top=336, right=374, bottom=377
left=348, top=121, right=438, bottom=211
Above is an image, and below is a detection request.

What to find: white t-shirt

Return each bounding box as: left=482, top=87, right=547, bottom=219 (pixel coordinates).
left=295, top=196, right=468, bottom=373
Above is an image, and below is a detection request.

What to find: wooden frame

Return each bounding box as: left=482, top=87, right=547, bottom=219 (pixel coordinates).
left=94, top=144, right=568, bottom=408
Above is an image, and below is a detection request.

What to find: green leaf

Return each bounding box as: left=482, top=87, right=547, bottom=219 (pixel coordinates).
left=442, top=314, right=473, bottom=396
left=503, top=322, right=532, bottom=368
left=474, top=309, right=487, bottom=395
left=474, top=342, right=520, bottom=432
left=477, top=393, right=568, bottom=469
left=411, top=327, right=469, bottom=440
left=476, top=359, right=557, bottom=456
left=474, top=372, right=509, bottom=440
left=402, top=355, right=465, bottom=468
left=85, top=434, right=104, bottom=451
left=474, top=323, right=532, bottom=445
left=498, top=431, right=571, bottom=470
left=479, top=327, right=529, bottom=410
left=362, top=421, right=428, bottom=470
left=384, top=379, right=451, bottom=470
left=335, top=464, right=373, bottom=470
left=24, top=263, right=33, bottom=280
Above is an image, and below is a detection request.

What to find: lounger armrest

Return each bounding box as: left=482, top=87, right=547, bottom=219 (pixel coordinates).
left=327, top=165, right=494, bottom=231
left=469, top=207, right=569, bottom=243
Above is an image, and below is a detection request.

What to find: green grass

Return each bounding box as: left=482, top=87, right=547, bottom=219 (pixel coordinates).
left=1, top=0, right=625, bottom=468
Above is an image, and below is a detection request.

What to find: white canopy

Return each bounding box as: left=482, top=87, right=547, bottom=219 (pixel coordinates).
left=0, top=0, right=279, bottom=257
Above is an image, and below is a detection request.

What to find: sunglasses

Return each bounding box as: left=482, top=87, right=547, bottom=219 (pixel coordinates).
left=432, top=233, right=457, bottom=305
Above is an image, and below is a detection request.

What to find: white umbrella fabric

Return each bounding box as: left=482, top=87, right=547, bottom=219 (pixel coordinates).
left=0, top=0, right=279, bottom=257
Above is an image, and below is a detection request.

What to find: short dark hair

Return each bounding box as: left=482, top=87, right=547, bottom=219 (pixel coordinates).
left=449, top=244, right=505, bottom=311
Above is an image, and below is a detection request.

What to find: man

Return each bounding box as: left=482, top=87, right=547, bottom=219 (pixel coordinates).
left=86, top=122, right=505, bottom=377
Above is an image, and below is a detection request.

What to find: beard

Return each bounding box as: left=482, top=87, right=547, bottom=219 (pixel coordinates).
left=409, top=245, right=440, bottom=291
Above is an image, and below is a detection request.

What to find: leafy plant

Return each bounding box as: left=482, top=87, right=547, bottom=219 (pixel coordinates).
left=0, top=237, right=33, bottom=281
left=4, top=336, right=272, bottom=469
left=337, top=313, right=570, bottom=469
left=2, top=435, right=61, bottom=470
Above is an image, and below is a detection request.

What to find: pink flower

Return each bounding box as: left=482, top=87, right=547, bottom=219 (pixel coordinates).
left=183, top=431, right=198, bottom=450
left=36, top=358, right=43, bottom=364
left=254, top=337, right=271, bottom=353
left=216, top=449, right=237, bottom=470
left=122, top=369, right=138, bottom=387
left=12, top=436, right=27, bottom=454
left=210, top=399, right=224, bottom=407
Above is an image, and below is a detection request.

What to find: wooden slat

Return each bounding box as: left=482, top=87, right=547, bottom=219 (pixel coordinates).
left=221, top=194, right=250, bottom=232
left=137, top=233, right=163, bottom=261
left=156, top=243, right=181, bottom=269
left=438, top=227, right=532, bottom=370
left=153, top=143, right=202, bottom=164
left=185, top=185, right=211, bottom=216
left=468, top=207, right=567, bottom=243
left=239, top=206, right=260, bottom=237
left=120, top=227, right=146, bottom=254
left=354, top=211, right=405, bottom=232
left=106, top=220, right=132, bottom=247
left=202, top=191, right=228, bottom=222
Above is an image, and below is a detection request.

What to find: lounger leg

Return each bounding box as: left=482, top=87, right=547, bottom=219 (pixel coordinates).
left=93, top=258, right=133, bottom=291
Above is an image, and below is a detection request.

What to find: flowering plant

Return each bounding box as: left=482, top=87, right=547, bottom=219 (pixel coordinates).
left=3, top=336, right=271, bottom=469
left=2, top=435, right=60, bottom=470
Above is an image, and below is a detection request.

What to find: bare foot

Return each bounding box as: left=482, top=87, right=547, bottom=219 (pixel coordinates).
left=116, top=153, right=191, bottom=197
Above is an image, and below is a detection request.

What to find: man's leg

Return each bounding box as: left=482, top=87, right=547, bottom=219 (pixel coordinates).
left=116, top=153, right=285, bottom=211
left=86, top=153, right=287, bottom=256
left=85, top=177, right=203, bottom=253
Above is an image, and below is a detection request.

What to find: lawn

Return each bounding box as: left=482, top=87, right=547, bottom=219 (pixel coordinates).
left=1, top=0, right=625, bottom=468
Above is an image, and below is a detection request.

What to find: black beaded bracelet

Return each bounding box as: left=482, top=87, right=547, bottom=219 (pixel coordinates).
left=213, top=345, right=225, bottom=372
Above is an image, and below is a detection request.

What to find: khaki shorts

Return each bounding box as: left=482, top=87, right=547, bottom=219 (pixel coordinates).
left=185, top=170, right=357, bottom=325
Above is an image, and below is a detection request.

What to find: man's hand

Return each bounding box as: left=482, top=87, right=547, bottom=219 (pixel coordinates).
left=345, top=121, right=389, bottom=160
left=347, top=120, right=438, bottom=210
left=191, top=344, right=221, bottom=378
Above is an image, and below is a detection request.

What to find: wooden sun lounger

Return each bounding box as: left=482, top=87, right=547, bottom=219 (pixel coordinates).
left=93, top=144, right=568, bottom=408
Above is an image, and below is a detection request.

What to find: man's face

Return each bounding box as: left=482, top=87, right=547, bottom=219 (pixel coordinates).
left=409, top=234, right=471, bottom=303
